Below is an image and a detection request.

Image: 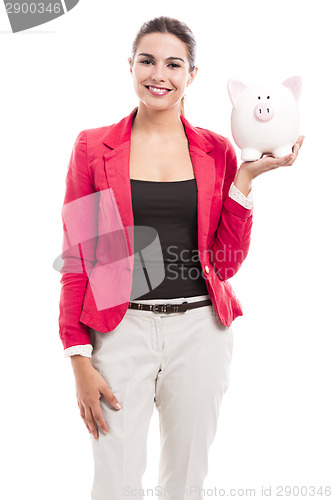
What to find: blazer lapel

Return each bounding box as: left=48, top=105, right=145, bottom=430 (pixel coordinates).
left=102, top=107, right=216, bottom=254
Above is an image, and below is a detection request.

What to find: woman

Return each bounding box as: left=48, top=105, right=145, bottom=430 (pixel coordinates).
left=59, top=15, right=304, bottom=500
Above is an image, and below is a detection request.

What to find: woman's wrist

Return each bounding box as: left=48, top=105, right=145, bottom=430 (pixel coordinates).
left=71, top=355, right=93, bottom=370
left=233, top=165, right=253, bottom=198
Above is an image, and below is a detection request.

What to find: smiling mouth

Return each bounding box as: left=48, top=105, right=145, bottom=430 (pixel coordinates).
left=145, top=85, right=172, bottom=91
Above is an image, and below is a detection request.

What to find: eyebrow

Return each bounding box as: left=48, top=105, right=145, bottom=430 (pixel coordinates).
left=137, top=52, right=185, bottom=63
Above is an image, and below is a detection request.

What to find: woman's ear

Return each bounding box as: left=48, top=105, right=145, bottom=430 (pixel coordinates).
left=187, top=66, right=198, bottom=86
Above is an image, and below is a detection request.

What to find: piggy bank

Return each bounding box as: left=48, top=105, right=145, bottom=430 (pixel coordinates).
left=227, top=75, right=302, bottom=161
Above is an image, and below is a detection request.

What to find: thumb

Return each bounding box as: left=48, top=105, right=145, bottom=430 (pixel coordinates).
left=101, top=382, right=122, bottom=410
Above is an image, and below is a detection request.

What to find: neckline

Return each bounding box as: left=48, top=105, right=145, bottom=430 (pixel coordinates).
left=130, top=178, right=196, bottom=183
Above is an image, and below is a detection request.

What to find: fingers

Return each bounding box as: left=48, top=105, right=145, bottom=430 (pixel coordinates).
left=287, top=135, right=305, bottom=165
left=79, top=400, right=109, bottom=440
left=277, top=135, right=305, bottom=167
left=78, top=401, right=92, bottom=435
left=75, top=371, right=123, bottom=440
left=282, top=152, right=296, bottom=165
left=290, top=135, right=305, bottom=158
left=78, top=392, right=119, bottom=440
left=262, top=152, right=294, bottom=170
left=295, top=135, right=305, bottom=150
left=89, top=383, right=122, bottom=439
left=101, top=383, right=122, bottom=411
left=292, top=143, right=299, bottom=154
left=91, top=403, right=109, bottom=437
left=85, top=405, right=99, bottom=440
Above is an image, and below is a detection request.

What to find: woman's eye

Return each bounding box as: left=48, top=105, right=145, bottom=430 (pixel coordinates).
left=139, top=60, right=180, bottom=68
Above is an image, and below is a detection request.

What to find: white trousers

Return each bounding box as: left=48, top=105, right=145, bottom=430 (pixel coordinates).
left=89, top=294, right=234, bottom=500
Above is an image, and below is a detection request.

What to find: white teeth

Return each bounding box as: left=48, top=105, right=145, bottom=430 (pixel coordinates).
left=148, top=86, right=170, bottom=93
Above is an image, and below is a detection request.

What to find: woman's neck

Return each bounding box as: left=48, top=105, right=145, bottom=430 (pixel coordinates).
left=131, top=104, right=185, bottom=140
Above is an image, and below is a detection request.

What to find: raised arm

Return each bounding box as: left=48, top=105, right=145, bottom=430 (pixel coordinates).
left=209, top=139, right=254, bottom=281
left=209, top=135, right=304, bottom=281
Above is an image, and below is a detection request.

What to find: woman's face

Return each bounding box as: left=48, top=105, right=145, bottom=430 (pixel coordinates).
left=128, top=32, right=197, bottom=111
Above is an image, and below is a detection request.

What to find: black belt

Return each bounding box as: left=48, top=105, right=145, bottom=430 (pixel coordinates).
left=128, top=298, right=212, bottom=314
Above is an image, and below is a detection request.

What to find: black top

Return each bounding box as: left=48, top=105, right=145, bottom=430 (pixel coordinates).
left=129, top=178, right=209, bottom=300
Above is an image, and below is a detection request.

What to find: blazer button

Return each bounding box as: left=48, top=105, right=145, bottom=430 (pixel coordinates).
left=204, top=265, right=209, bottom=274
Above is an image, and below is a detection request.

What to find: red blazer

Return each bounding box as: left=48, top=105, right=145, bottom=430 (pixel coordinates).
left=58, top=107, right=254, bottom=350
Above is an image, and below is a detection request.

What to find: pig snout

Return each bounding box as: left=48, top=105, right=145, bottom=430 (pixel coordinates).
left=254, top=101, right=274, bottom=121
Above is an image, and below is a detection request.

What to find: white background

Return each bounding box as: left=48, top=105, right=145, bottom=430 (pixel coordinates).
left=1, top=0, right=332, bottom=498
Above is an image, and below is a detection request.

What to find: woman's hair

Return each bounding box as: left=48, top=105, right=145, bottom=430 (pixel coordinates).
left=129, top=16, right=197, bottom=117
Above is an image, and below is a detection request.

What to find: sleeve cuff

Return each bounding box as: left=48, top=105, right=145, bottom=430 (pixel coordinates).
left=229, top=182, right=254, bottom=209
left=64, top=344, right=93, bottom=358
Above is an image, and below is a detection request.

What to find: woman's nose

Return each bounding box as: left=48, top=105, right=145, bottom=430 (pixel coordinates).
left=150, top=63, right=167, bottom=81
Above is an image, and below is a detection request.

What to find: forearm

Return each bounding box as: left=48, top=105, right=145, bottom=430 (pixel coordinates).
left=233, top=165, right=253, bottom=197
left=59, top=272, right=92, bottom=350
left=71, top=354, right=93, bottom=374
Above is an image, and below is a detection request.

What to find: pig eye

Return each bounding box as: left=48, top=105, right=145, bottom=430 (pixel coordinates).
left=267, top=96, right=270, bottom=99
left=258, top=96, right=261, bottom=99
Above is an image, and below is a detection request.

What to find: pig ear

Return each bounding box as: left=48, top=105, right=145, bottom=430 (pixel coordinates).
left=282, top=75, right=302, bottom=101
left=227, top=79, right=247, bottom=106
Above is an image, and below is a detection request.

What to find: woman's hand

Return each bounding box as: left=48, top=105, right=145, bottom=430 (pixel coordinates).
left=241, top=135, right=305, bottom=180
left=71, top=356, right=122, bottom=440
left=233, top=135, right=305, bottom=197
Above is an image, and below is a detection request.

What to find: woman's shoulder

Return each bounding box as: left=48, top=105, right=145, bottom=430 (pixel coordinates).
left=74, top=123, right=118, bottom=155
left=80, top=122, right=116, bottom=140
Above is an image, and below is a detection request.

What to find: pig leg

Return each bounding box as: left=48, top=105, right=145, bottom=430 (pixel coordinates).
left=241, top=147, right=262, bottom=161
left=272, top=145, right=294, bottom=158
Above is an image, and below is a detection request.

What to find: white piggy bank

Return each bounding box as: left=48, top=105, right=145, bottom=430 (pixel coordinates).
left=227, top=75, right=302, bottom=161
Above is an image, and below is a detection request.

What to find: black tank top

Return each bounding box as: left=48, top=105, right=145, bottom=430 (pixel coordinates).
left=130, top=178, right=209, bottom=299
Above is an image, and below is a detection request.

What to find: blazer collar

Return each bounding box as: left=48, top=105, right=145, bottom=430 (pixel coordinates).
left=102, top=106, right=213, bottom=154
